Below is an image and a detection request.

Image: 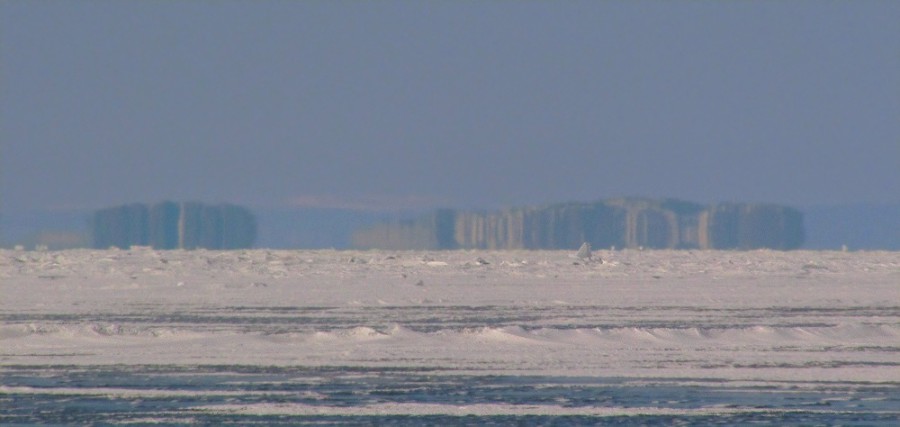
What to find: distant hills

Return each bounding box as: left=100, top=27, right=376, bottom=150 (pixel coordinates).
left=2, top=202, right=898, bottom=251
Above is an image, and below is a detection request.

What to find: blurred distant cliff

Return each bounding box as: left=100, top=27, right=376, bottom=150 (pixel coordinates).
left=91, top=202, right=256, bottom=249
left=352, top=199, right=804, bottom=250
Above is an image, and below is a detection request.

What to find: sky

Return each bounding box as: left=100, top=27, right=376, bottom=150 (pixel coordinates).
left=2, top=1, right=898, bottom=215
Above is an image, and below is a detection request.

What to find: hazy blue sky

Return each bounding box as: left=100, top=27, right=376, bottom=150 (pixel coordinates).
left=2, top=1, right=898, bottom=214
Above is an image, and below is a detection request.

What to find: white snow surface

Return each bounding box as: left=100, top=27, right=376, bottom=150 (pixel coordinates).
left=2, top=248, right=899, bottom=383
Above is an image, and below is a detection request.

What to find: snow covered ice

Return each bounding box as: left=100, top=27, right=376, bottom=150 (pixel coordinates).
left=1, top=248, right=899, bottom=424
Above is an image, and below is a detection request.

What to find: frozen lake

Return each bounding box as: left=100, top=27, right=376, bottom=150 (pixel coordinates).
left=2, top=248, right=898, bottom=424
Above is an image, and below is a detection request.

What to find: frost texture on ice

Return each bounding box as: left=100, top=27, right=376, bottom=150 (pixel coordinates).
left=3, top=248, right=900, bottom=423
left=1, top=248, right=899, bottom=383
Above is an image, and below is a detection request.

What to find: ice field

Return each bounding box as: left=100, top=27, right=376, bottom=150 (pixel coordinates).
left=2, top=248, right=899, bottom=424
